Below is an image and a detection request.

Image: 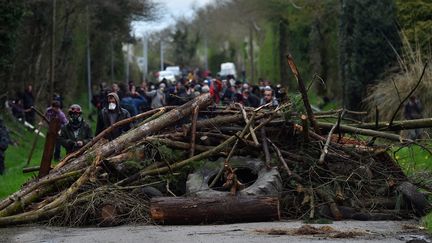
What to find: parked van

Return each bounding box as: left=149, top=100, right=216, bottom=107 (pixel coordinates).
left=220, top=62, right=237, bottom=79
left=165, top=66, right=181, bottom=77
left=158, top=70, right=176, bottom=83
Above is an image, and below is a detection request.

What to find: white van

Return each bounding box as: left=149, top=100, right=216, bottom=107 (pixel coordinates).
left=220, top=62, right=237, bottom=78
left=158, top=70, right=176, bottom=83
left=165, top=66, right=181, bottom=77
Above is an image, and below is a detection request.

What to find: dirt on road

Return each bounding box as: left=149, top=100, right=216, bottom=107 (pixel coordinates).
left=0, top=220, right=430, bottom=243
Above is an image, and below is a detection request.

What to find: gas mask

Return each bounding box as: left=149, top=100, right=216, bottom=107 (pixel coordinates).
left=69, top=113, right=82, bottom=128
left=108, top=102, right=117, bottom=110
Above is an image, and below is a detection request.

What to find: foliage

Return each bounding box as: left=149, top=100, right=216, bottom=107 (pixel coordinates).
left=365, top=32, right=432, bottom=121
left=340, top=0, right=401, bottom=111
left=170, top=25, right=200, bottom=67
left=0, top=113, right=47, bottom=199
left=0, top=0, right=26, bottom=94
left=396, top=0, right=432, bottom=54
left=2, top=0, right=156, bottom=107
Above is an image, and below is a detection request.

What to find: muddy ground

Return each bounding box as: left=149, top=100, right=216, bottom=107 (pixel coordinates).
left=0, top=220, right=430, bottom=243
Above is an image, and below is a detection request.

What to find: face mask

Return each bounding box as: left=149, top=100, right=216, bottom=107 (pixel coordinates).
left=108, top=102, right=116, bottom=110
left=70, top=115, right=82, bottom=125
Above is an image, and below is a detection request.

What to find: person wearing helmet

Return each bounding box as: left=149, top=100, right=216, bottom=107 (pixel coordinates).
left=59, top=104, right=93, bottom=154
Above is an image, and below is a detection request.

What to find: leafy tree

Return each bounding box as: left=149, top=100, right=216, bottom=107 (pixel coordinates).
left=396, top=0, right=432, bottom=54
left=339, top=0, right=401, bottom=111
left=0, top=0, right=26, bottom=94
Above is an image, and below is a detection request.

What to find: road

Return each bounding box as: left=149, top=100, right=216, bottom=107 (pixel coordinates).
left=0, top=220, right=430, bottom=243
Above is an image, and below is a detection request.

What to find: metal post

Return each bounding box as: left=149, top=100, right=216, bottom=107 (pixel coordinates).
left=204, top=33, right=208, bottom=71
left=160, top=40, right=164, bottom=71
left=86, top=5, right=92, bottom=110
left=143, top=34, right=148, bottom=81
left=126, top=43, right=130, bottom=85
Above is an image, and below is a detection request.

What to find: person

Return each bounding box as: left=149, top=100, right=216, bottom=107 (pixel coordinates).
left=242, top=89, right=260, bottom=108
left=0, top=117, right=10, bottom=175
left=59, top=104, right=93, bottom=154
left=404, top=95, right=423, bottom=140
left=22, top=84, right=35, bottom=125
left=260, top=87, right=279, bottom=107
left=96, top=92, right=131, bottom=140
left=145, top=83, right=166, bottom=109
left=44, top=100, right=68, bottom=161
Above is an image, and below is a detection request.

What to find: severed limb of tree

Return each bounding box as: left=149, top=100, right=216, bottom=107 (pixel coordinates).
left=388, top=61, right=428, bottom=127
left=54, top=107, right=173, bottom=170
left=300, top=115, right=309, bottom=142
left=118, top=112, right=257, bottom=187
left=237, top=103, right=259, bottom=145
left=0, top=169, right=83, bottom=217
left=190, top=105, right=199, bottom=157
left=286, top=54, right=320, bottom=134
left=346, top=118, right=432, bottom=131
left=145, top=137, right=218, bottom=153
left=150, top=196, right=280, bottom=224
left=0, top=155, right=101, bottom=226
left=261, top=128, right=271, bottom=169
left=267, top=139, right=292, bottom=176
left=209, top=113, right=257, bottom=188
left=0, top=94, right=213, bottom=214
left=318, top=111, right=344, bottom=164
left=315, top=188, right=343, bottom=220
left=316, top=122, right=412, bottom=142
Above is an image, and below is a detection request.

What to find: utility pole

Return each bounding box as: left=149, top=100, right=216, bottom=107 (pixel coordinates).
left=160, top=39, right=164, bottom=71
left=86, top=5, right=92, bottom=110
left=126, top=43, right=130, bottom=86
left=50, top=0, right=56, bottom=102
left=204, top=31, right=208, bottom=71
left=142, top=34, right=148, bottom=81
left=249, top=22, right=254, bottom=83
left=110, top=35, right=114, bottom=82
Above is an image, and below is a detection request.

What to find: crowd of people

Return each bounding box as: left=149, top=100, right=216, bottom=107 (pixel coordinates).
left=0, top=72, right=425, bottom=175
left=91, top=74, right=288, bottom=119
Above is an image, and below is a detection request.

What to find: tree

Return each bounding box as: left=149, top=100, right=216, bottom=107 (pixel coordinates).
left=340, top=0, right=401, bottom=111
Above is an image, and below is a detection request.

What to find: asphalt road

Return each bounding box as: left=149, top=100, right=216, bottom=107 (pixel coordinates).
left=0, top=220, right=430, bottom=243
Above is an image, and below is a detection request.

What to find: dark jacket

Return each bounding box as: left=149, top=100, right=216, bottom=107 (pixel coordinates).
left=0, top=119, right=10, bottom=151
left=96, top=92, right=131, bottom=140
left=59, top=121, right=93, bottom=154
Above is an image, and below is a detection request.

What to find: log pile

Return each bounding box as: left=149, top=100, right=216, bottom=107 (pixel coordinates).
left=0, top=89, right=431, bottom=226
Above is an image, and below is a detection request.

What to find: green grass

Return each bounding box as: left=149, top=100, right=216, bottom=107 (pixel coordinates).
left=391, top=143, right=432, bottom=232
left=392, top=144, right=432, bottom=176
left=0, top=114, right=47, bottom=199
left=0, top=93, right=97, bottom=200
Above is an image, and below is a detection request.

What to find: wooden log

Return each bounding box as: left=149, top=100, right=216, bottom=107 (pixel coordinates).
left=22, top=166, right=41, bottom=174
left=39, top=117, right=60, bottom=177
left=316, top=122, right=410, bottom=142
left=300, top=115, right=309, bottom=142
left=344, top=118, right=432, bottom=131
left=150, top=196, right=280, bottom=224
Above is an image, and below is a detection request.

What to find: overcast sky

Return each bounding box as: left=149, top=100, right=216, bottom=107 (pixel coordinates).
left=132, top=0, right=214, bottom=36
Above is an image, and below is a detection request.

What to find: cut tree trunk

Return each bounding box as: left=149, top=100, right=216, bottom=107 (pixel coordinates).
left=150, top=196, right=280, bottom=224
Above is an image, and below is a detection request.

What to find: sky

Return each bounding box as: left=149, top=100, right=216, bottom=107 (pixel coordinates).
left=132, top=0, right=214, bottom=36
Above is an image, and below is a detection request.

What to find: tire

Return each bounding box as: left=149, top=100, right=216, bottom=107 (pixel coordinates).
left=132, top=186, right=163, bottom=199
left=186, top=156, right=282, bottom=197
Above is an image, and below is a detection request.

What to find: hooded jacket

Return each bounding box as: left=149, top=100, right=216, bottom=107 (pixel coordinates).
left=96, top=92, right=131, bottom=140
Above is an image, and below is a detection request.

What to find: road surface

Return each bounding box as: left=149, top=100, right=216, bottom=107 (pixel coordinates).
left=0, top=220, right=430, bottom=243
